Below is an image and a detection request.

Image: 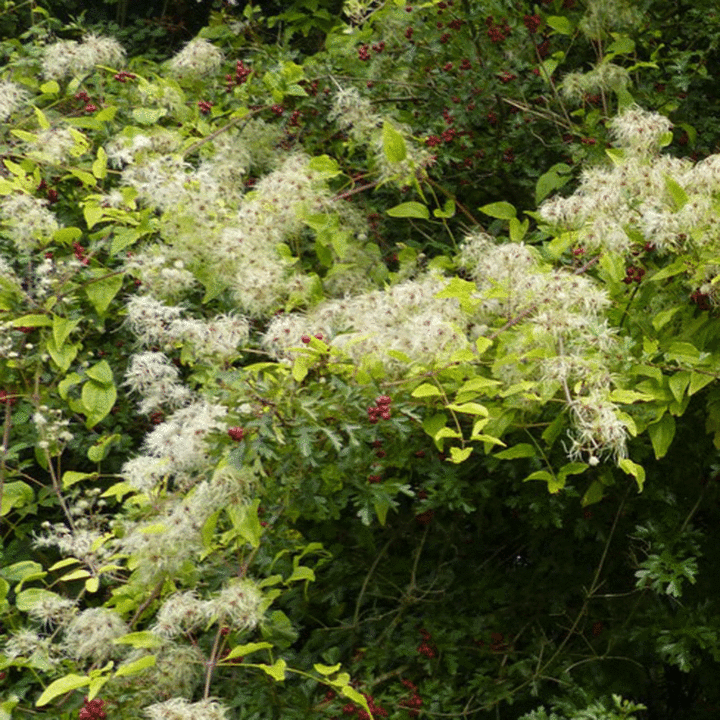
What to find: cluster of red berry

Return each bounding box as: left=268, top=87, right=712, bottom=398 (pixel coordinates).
left=622, top=265, right=646, bottom=284
left=367, top=395, right=392, bottom=424
left=399, top=678, right=423, bottom=717
left=113, top=70, right=136, bottom=83
left=691, top=290, right=711, bottom=310
left=416, top=628, right=436, bottom=658
left=73, top=242, right=89, bottom=266
left=523, top=14, right=542, bottom=33
left=198, top=100, right=213, bottom=115
left=79, top=697, right=106, bottom=720
left=74, top=90, right=97, bottom=114
left=228, top=426, right=245, bottom=441
left=486, top=15, right=511, bottom=43
left=226, top=59, right=252, bottom=92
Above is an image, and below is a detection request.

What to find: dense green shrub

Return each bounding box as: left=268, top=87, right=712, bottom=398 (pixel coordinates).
left=3, top=2, right=720, bottom=719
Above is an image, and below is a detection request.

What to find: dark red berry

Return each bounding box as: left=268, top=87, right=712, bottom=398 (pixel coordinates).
left=228, top=427, right=245, bottom=441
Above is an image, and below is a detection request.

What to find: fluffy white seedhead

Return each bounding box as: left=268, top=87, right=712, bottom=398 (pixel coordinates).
left=609, top=105, right=672, bottom=157
left=168, top=38, right=224, bottom=78
left=0, top=80, right=29, bottom=122
left=152, top=591, right=208, bottom=639
left=208, top=579, right=264, bottom=631
left=263, top=272, right=467, bottom=370
left=42, top=34, right=125, bottom=79
left=125, top=351, right=193, bottom=413
left=62, top=608, right=128, bottom=663
left=0, top=193, right=58, bottom=253
left=144, top=698, right=229, bottom=720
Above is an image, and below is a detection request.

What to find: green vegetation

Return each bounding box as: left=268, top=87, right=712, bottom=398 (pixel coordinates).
left=1, top=1, right=720, bottom=718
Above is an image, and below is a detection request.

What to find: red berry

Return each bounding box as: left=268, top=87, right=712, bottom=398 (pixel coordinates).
left=301, top=335, right=311, bottom=344
left=375, top=395, right=392, bottom=406
left=228, top=427, right=245, bottom=441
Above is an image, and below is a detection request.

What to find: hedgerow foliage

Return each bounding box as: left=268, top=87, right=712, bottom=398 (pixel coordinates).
left=2, top=1, right=720, bottom=719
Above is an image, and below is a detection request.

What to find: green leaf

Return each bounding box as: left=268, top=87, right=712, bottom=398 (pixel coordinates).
left=668, top=371, right=691, bottom=403
left=478, top=201, right=516, bottom=220
left=52, top=315, right=79, bottom=349
left=536, top=163, right=572, bottom=204
left=373, top=494, right=391, bottom=526
left=223, top=642, right=273, bottom=661
left=286, top=565, right=315, bottom=583
left=36, top=674, right=90, bottom=706
left=609, top=389, right=654, bottom=404
left=582, top=480, right=605, bottom=507
left=314, top=662, right=342, bottom=676
left=494, top=443, right=536, bottom=460
left=308, top=155, right=341, bottom=178
left=412, top=383, right=442, bottom=398
left=86, top=360, right=114, bottom=385
left=12, top=314, right=51, bottom=328
left=664, top=174, right=689, bottom=210
left=652, top=306, right=680, bottom=331
left=86, top=274, right=124, bottom=315
left=433, top=199, right=456, bottom=218
left=475, top=337, right=493, bottom=356
left=651, top=258, right=686, bottom=282
left=445, top=402, right=488, bottom=416
left=81, top=379, right=117, bottom=428
left=46, top=336, right=78, bottom=372
left=1, top=560, right=46, bottom=586
left=53, top=226, right=83, bottom=246
left=66, top=167, right=97, bottom=187
left=227, top=498, right=263, bottom=548
left=619, top=458, right=645, bottom=491
left=113, top=632, right=163, bottom=649
left=1, top=481, right=34, bottom=516
left=382, top=121, right=407, bottom=163
left=546, top=15, right=573, bottom=34
left=509, top=217, right=529, bottom=243
left=40, top=80, right=60, bottom=95
left=110, top=228, right=141, bottom=255
left=15, top=588, right=62, bottom=612
left=62, top=471, right=98, bottom=489
left=92, top=146, right=107, bottom=180
left=257, top=658, right=287, bottom=681
left=448, top=446, right=473, bottom=463
left=648, top=413, right=676, bottom=459
left=87, top=433, right=121, bottom=463
left=114, top=654, right=156, bottom=678
left=386, top=201, right=429, bottom=220
left=83, top=202, right=105, bottom=229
